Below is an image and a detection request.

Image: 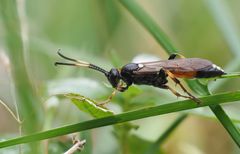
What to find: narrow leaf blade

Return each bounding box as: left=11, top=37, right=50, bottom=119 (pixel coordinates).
left=65, top=93, right=114, bottom=118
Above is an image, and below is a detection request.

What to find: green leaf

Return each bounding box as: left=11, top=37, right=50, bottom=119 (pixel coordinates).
left=64, top=93, right=114, bottom=118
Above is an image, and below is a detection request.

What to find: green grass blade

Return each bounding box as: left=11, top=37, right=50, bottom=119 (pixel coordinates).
left=0, top=1, right=44, bottom=152
left=119, top=0, right=240, bottom=147
left=210, top=105, right=240, bottom=147
left=144, top=114, right=188, bottom=154
left=119, top=0, right=176, bottom=53
left=208, top=72, right=240, bottom=80
left=0, top=0, right=44, bottom=134
left=0, top=91, right=240, bottom=148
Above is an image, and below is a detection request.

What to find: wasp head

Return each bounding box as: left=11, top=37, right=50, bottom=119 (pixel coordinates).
left=107, top=68, right=128, bottom=92
left=107, top=68, right=120, bottom=88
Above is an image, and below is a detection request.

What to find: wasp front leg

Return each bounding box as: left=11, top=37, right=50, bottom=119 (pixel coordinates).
left=97, top=80, right=131, bottom=106
left=97, top=90, right=117, bottom=106
left=164, top=70, right=201, bottom=104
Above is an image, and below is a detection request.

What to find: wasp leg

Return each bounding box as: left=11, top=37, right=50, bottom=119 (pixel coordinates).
left=158, top=69, right=168, bottom=84
left=164, top=70, right=201, bottom=104
left=160, top=84, right=200, bottom=102
left=97, top=90, right=116, bottom=106
left=154, top=70, right=198, bottom=102
left=168, top=53, right=186, bottom=60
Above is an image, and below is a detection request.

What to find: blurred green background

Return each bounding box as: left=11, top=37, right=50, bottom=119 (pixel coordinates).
left=0, top=0, right=240, bottom=153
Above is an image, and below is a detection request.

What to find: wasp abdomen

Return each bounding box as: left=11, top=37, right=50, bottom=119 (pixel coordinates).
left=196, top=64, right=226, bottom=78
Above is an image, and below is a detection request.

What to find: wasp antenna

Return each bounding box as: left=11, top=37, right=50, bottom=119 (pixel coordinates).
left=57, top=51, right=90, bottom=66
left=89, top=64, right=109, bottom=76
left=55, top=61, right=89, bottom=67
left=55, top=62, right=77, bottom=66
left=57, top=50, right=79, bottom=63
left=56, top=51, right=109, bottom=76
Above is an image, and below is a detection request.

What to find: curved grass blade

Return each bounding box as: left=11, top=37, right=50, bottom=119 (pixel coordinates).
left=119, top=0, right=176, bottom=53
left=0, top=91, right=240, bottom=148
left=196, top=72, right=240, bottom=86
left=210, top=105, right=240, bottom=147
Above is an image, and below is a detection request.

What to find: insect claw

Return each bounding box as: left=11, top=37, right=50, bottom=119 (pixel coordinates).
left=196, top=99, right=202, bottom=105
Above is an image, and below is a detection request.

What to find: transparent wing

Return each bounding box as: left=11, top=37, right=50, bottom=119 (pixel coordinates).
left=133, top=58, right=213, bottom=76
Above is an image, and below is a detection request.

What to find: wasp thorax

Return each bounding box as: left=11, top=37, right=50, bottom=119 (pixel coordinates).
left=107, top=68, right=121, bottom=88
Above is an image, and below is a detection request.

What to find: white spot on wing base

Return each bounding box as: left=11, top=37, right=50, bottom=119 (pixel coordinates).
left=138, top=64, right=144, bottom=68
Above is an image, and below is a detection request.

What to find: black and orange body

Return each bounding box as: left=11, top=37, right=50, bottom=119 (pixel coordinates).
left=55, top=52, right=226, bottom=104
left=120, top=58, right=225, bottom=88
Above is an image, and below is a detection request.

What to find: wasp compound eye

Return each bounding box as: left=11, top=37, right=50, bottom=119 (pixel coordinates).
left=108, top=68, right=120, bottom=88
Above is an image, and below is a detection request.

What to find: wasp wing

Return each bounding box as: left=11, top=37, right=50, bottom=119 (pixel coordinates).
left=134, top=58, right=214, bottom=78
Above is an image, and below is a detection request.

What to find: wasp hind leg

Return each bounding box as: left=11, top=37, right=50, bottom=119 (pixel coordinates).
left=168, top=53, right=186, bottom=60
left=164, top=70, right=201, bottom=104
left=159, top=84, right=198, bottom=101
left=155, top=69, right=199, bottom=103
